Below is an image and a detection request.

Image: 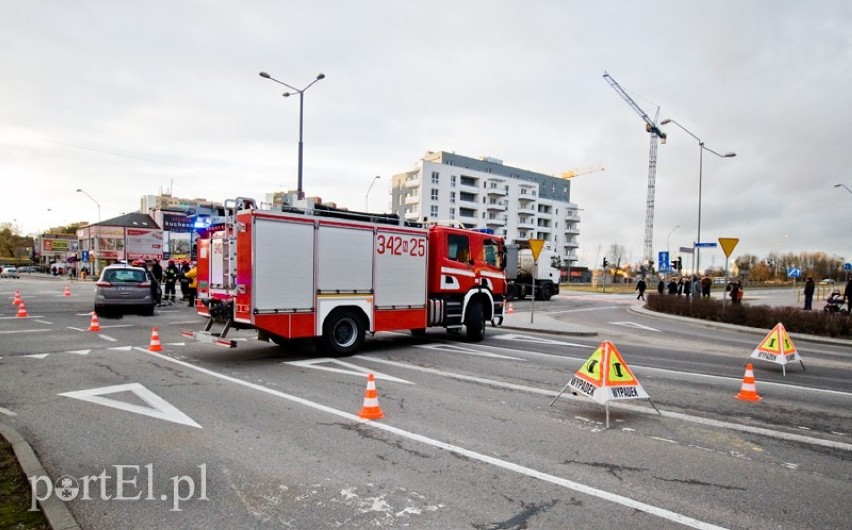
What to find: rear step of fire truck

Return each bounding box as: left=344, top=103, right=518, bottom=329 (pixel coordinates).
left=181, top=313, right=237, bottom=348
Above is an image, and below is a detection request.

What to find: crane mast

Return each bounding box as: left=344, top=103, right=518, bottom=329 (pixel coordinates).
left=602, top=71, right=666, bottom=268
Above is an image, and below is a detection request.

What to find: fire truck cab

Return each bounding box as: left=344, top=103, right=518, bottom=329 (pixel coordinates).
left=186, top=198, right=507, bottom=355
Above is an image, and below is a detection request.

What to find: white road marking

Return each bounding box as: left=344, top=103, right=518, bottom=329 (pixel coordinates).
left=285, top=358, right=414, bottom=384
left=0, top=329, right=50, bottom=334
left=59, top=382, right=201, bottom=428
left=0, top=315, right=45, bottom=320
left=165, top=342, right=186, bottom=346
left=97, top=334, right=118, bottom=342
left=135, top=347, right=726, bottom=530
left=611, top=321, right=661, bottom=332
left=64, top=349, right=92, bottom=355
left=108, top=346, right=134, bottom=351
left=67, top=327, right=87, bottom=332
left=25, top=353, right=50, bottom=359
left=35, top=320, right=53, bottom=325
left=415, top=343, right=525, bottom=360
left=356, top=356, right=852, bottom=452
left=100, top=324, right=134, bottom=329
left=493, top=333, right=589, bottom=347
left=0, top=406, right=16, bottom=416
left=548, top=306, right=622, bottom=314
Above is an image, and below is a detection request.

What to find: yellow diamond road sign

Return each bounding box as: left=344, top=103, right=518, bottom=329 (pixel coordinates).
left=718, top=238, right=739, bottom=258
left=528, top=239, right=545, bottom=261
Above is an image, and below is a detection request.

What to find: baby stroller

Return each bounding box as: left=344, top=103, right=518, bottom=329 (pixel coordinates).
left=823, top=290, right=848, bottom=314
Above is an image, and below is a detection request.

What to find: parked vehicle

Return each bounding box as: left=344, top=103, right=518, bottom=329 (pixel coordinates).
left=184, top=198, right=507, bottom=354
left=94, top=264, right=155, bottom=316
left=505, top=244, right=560, bottom=301
left=0, top=266, right=20, bottom=279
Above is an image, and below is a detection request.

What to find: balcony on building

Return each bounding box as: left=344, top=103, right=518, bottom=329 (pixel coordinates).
left=486, top=179, right=508, bottom=196
left=404, top=193, right=421, bottom=205
left=564, top=225, right=580, bottom=236
left=486, top=198, right=506, bottom=211
left=518, top=216, right=536, bottom=229
left=459, top=175, right=479, bottom=192
left=486, top=214, right=506, bottom=227
left=459, top=191, right=478, bottom=204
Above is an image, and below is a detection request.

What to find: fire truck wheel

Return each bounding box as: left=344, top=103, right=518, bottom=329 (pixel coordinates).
left=410, top=328, right=426, bottom=336
left=465, top=302, right=486, bottom=342
left=322, top=308, right=365, bottom=355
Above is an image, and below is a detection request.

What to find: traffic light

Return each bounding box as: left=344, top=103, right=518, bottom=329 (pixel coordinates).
left=602, top=258, right=609, bottom=268
left=674, top=257, right=682, bottom=271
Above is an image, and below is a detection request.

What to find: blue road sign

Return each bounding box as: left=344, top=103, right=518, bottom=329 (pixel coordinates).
left=694, top=242, right=718, bottom=248
left=81, top=250, right=89, bottom=262
left=845, top=262, right=851, bottom=271
left=658, top=251, right=670, bottom=272
left=787, top=267, right=802, bottom=278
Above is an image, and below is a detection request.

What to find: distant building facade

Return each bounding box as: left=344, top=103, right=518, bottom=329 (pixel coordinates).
left=390, top=151, right=581, bottom=266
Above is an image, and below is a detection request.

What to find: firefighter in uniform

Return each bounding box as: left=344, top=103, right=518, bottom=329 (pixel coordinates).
left=163, top=260, right=179, bottom=303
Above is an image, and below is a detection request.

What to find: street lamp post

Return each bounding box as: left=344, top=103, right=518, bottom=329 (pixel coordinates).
left=834, top=183, right=852, bottom=196
left=660, top=119, right=735, bottom=275
left=76, top=188, right=101, bottom=276
left=365, top=176, right=381, bottom=211
left=666, top=225, right=680, bottom=276
left=259, top=71, right=325, bottom=200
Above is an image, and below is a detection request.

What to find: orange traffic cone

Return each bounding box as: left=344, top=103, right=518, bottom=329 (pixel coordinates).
left=358, top=373, right=384, bottom=420
left=87, top=312, right=101, bottom=332
left=12, top=291, right=22, bottom=306
left=16, top=302, right=28, bottom=318
left=507, top=302, right=515, bottom=314
left=148, top=327, right=163, bottom=352
left=64, top=285, right=71, bottom=297
left=736, top=363, right=762, bottom=402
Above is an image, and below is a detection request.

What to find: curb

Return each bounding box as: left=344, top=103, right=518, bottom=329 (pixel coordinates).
left=0, top=421, right=81, bottom=530
left=630, top=304, right=852, bottom=347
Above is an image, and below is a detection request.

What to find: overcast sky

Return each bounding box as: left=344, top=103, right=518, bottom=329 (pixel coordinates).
left=3, top=1, right=850, bottom=268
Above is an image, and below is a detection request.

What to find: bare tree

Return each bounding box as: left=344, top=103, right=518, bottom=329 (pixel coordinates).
left=608, top=243, right=626, bottom=283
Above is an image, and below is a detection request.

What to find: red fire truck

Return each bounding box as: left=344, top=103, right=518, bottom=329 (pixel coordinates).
left=183, top=198, right=507, bottom=354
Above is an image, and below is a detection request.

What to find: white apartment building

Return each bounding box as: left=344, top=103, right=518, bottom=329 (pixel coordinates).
left=391, top=151, right=581, bottom=265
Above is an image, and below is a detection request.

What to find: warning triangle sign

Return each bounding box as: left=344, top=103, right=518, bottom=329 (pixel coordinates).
left=749, top=323, right=803, bottom=375
left=567, top=341, right=649, bottom=405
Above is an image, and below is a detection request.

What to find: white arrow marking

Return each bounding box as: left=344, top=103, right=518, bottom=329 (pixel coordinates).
left=59, top=383, right=201, bottom=428
left=415, top=343, right=525, bottom=361
left=494, top=333, right=590, bottom=348
left=25, top=353, right=50, bottom=359
left=285, top=358, right=413, bottom=384
left=108, top=346, right=134, bottom=351
left=611, top=322, right=661, bottom=332
left=64, top=349, right=92, bottom=355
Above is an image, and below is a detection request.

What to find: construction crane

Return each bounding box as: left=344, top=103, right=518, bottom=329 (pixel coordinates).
left=602, top=71, right=667, bottom=268
left=560, top=164, right=605, bottom=180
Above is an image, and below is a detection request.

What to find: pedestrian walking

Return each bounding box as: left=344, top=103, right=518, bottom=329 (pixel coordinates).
left=667, top=279, right=678, bottom=295
left=636, top=278, right=647, bottom=300
left=657, top=279, right=665, bottom=294
left=701, top=276, right=712, bottom=298
left=844, top=278, right=852, bottom=313
left=803, top=277, right=815, bottom=310
left=151, top=260, right=163, bottom=283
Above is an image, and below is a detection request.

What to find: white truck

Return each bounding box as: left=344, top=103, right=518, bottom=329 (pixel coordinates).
left=505, top=244, right=561, bottom=301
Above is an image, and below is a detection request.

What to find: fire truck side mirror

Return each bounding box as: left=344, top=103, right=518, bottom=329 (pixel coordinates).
left=500, top=251, right=507, bottom=270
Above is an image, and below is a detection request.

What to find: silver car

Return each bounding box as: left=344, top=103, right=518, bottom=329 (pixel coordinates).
left=95, top=264, right=155, bottom=316
left=1, top=266, right=20, bottom=278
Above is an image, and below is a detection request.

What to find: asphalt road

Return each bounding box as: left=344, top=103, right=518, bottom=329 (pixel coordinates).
left=1, top=277, right=851, bottom=529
